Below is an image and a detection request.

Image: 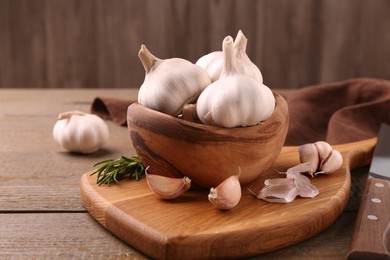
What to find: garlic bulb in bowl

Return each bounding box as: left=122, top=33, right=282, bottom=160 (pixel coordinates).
left=196, top=30, right=263, bottom=83
left=53, top=111, right=109, bottom=154
left=138, top=44, right=211, bottom=116
left=196, top=35, right=275, bottom=128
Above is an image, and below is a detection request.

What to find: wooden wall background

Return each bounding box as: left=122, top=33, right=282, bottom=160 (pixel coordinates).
left=0, top=0, right=390, bottom=89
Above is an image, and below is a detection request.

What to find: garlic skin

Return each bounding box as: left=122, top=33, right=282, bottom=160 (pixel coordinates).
left=320, top=149, right=343, bottom=174
left=195, top=51, right=223, bottom=82
left=53, top=111, right=109, bottom=154
left=138, top=44, right=211, bottom=116
left=196, top=36, right=275, bottom=128
left=208, top=175, right=241, bottom=210
left=145, top=171, right=191, bottom=200
left=298, top=141, right=343, bottom=175
left=298, top=143, right=319, bottom=175
left=196, top=30, right=263, bottom=83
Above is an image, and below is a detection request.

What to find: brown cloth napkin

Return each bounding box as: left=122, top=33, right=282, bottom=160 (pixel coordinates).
left=91, top=78, right=390, bottom=146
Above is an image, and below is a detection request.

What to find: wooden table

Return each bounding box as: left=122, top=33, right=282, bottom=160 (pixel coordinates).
left=0, top=88, right=368, bottom=259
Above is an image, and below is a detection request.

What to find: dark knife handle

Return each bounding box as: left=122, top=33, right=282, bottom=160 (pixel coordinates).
left=346, top=177, right=390, bottom=259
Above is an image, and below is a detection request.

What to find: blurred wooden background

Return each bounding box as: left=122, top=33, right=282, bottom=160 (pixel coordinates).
left=0, top=0, right=389, bottom=89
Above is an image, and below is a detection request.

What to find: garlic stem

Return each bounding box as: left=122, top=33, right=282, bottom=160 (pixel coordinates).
left=233, top=30, right=247, bottom=55
left=58, top=111, right=87, bottom=120
left=221, top=36, right=239, bottom=77
left=138, top=44, right=160, bottom=73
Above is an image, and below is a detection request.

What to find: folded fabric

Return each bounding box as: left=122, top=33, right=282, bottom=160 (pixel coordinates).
left=91, top=78, right=390, bottom=145
left=285, top=78, right=390, bottom=145
left=91, top=96, right=134, bottom=126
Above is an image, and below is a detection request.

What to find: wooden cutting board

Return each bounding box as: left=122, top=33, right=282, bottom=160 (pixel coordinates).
left=80, top=138, right=376, bottom=259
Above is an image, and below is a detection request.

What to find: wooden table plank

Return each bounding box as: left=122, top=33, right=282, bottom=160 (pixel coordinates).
left=0, top=88, right=369, bottom=259
left=0, top=89, right=137, bottom=211
left=0, top=213, right=148, bottom=259
left=0, top=211, right=357, bottom=259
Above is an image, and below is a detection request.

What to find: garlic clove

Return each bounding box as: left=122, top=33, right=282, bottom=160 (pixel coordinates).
left=317, top=149, right=343, bottom=174
left=145, top=171, right=191, bottom=200
left=137, top=44, right=211, bottom=116
left=208, top=175, right=241, bottom=210
left=314, top=141, right=333, bottom=169
left=181, top=103, right=201, bottom=123
left=53, top=111, right=109, bottom=154
left=298, top=143, right=320, bottom=176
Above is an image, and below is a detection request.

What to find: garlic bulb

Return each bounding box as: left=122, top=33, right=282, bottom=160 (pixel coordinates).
left=138, top=44, right=211, bottom=116
left=145, top=170, right=191, bottom=200
left=196, top=30, right=263, bottom=83
left=196, top=36, right=275, bottom=128
left=53, top=111, right=109, bottom=154
left=196, top=51, right=223, bottom=82
left=208, top=175, right=241, bottom=210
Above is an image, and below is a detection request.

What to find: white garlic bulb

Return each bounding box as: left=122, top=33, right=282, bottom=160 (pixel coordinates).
left=196, top=51, right=223, bottom=82
left=53, top=111, right=109, bottom=154
left=196, top=30, right=263, bottom=83
left=196, top=36, right=275, bottom=128
left=138, top=44, right=211, bottom=116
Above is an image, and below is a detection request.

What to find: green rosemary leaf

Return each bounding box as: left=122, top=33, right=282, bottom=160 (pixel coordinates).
left=93, top=158, right=114, bottom=167
left=90, top=155, right=146, bottom=186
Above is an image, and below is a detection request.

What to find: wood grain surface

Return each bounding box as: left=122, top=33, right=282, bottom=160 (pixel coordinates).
left=127, top=93, right=288, bottom=188
left=1, top=0, right=390, bottom=89
left=80, top=138, right=376, bottom=259
left=0, top=88, right=377, bottom=259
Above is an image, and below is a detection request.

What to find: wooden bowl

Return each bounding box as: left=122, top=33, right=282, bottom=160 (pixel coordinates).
left=127, top=93, right=289, bottom=189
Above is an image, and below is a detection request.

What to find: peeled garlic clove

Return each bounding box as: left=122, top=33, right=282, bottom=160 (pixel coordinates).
left=208, top=175, right=241, bottom=210
left=53, top=111, right=109, bottom=154
left=138, top=44, right=211, bottom=116
left=196, top=36, right=275, bottom=128
left=145, top=171, right=191, bottom=200
left=298, top=143, right=320, bottom=176
left=318, top=149, right=343, bottom=174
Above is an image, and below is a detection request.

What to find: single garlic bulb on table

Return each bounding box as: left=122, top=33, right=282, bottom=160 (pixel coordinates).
left=196, top=35, right=275, bottom=128
left=138, top=44, right=211, bottom=116
left=196, top=30, right=263, bottom=83
left=53, top=111, right=109, bottom=154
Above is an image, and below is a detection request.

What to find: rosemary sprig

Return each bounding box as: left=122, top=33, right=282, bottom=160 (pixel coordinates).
left=90, top=156, right=145, bottom=186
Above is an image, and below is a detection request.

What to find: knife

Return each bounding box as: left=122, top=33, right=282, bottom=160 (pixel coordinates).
left=347, top=123, right=390, bottom=259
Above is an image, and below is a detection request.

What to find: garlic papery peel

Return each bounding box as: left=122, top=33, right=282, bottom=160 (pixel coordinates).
left=196, top=36, right=275, bottom=128
left=53, top=111, right=109, bottom=154
left=233, top=30, right=263, bottom=83
left=137, top=44, right=211, bottom=116
left=195, top=51, right=223, bottom=82
left=208, top=175, right=241, bottom=210
left=253, top=163, right=319, bottom=204
left=195, top=30, right=263, bottom=83
left=145, top=170, right=191, bottom=200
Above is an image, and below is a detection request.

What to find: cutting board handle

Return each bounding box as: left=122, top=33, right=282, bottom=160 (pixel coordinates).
left=334, top=138, right=376, bottom=170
